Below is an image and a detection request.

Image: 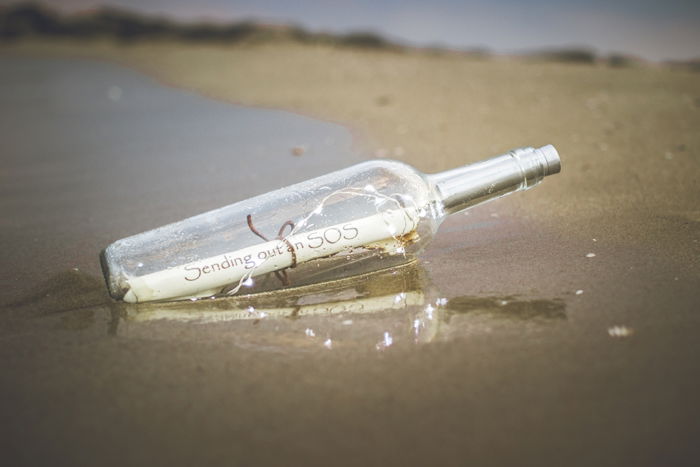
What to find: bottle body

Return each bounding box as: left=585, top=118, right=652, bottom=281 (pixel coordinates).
left=102, top=160, right=443, bottom=302
left=101, top=145, right=560, bottom=303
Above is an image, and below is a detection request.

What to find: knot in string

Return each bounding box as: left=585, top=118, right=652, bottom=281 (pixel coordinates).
left=246, top=214, right=297, bottom=286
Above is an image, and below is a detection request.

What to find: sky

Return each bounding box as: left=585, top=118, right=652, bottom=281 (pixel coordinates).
left=8, top=0, right=700, bottom=61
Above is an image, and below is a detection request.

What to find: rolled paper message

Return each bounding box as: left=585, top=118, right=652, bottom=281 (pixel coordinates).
left=118, top=207, right=418, bottom=303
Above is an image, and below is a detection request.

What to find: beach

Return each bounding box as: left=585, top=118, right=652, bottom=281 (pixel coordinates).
left=0, top=40, right=698, bottom=465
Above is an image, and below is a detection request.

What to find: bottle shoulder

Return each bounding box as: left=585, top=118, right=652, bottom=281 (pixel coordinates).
left=349, top=158, right=420, bottom=174
left=349, top=159, right=445, bottom=226
left=346, top=159, right=433, bottom=190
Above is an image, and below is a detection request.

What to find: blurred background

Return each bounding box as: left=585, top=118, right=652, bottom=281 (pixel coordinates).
left=1, top=0, right=699, bottom=63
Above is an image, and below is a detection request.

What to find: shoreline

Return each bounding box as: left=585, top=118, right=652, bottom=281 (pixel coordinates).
left=1, top=39, right=698, bottom=263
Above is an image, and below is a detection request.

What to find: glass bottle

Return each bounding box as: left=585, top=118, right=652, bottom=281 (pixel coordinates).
left=101, top=145, right=561, bottom=303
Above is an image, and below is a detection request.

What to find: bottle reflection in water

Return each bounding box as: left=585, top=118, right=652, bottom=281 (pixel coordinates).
left=111, top=262, right=566, bottom=350
left=101, top=145, right=560, bottom=303
left=116, top=262, right=441, bottom=348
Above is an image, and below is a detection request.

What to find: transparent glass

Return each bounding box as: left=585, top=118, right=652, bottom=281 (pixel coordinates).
left=101, top=145, right=560, bottom=303
left=103, top=160, right=443, bottom=302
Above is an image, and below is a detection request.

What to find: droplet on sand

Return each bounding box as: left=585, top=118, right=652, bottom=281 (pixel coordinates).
left=393, top=292, right=406, bottom=304
left=575, top=289, right=584, bottom=295
left=376, top=332, right=393, bottom=350
left=608, top=326, right=634, bottom=338
left=586, top=252, right=596, bottom=258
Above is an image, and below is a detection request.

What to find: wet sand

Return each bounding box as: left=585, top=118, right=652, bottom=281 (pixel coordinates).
left=1, top=41, right=699, bottom=466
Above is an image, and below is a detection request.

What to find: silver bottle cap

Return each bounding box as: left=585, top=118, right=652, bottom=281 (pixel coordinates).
left=430, top=145, right=561, bottom=214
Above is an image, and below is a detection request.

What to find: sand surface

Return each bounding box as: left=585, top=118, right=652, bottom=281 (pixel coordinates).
left=0, top=41, right=699, bottom=466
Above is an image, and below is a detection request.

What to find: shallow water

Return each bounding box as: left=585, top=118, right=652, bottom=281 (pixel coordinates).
left=0, top=56, right=362, bottom=304
left=1, top=57, right=698, bottom=466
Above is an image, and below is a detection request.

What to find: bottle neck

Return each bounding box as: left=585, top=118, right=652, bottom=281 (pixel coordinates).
left=428, top=145, right=561, bottom=215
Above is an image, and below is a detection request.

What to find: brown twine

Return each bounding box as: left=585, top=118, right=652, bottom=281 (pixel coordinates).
left=246, top=214, right=297, bottom=286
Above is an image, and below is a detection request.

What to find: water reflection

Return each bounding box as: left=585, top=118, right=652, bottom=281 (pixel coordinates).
left=13, top=264, right=567, bottom=351
left=126, top=263, right=426, bottom=323
left=445, top=295, right=566, bottom=321
left=114, top=262, right=567, bottom=349
left=438, top=294, right=566, bottom=342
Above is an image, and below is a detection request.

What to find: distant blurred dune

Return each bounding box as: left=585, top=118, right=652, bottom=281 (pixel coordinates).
left=3, top=2, right=697, bottom=68
left=0, top=2, right=403, bottom=51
